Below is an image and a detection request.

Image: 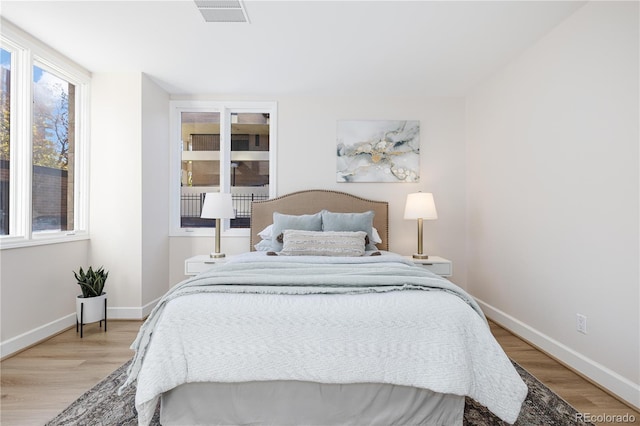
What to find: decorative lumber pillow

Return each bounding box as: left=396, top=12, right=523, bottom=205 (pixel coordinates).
left=279, top=230, right=367, bottom=257
left=254, top=223, right=383, bottom=252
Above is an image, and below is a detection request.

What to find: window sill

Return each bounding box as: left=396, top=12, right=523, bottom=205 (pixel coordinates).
left=0, top=232, right=90, bottom=250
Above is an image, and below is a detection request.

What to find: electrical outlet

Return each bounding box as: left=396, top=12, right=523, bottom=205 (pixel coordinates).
left=576, top=314, right=587, bottom=334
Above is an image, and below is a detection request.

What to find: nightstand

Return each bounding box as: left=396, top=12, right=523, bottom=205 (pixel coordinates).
left=405, top=256, right=452, bottom=277
left=184, top=255, right=228, bottom=276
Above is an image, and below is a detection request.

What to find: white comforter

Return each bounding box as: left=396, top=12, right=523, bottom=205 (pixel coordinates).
left=123, top=252, right=527, bottom=425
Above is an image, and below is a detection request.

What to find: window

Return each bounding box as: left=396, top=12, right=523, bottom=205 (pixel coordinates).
left=1, top=21, right=90, bottom=248
left=170, top=101, right=277, bottom=236
left=1, top=48, right=11, bottom=235
left=32, top=65, right=75, bottom=233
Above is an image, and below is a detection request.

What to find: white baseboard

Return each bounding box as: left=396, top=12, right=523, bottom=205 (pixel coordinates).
left=1, top=297, right=160, bottom=359
left=477, top=298, right=640, bottom=411
left=1, top=314, right=76, bottom=359
left=106, top=297, right=160, bottom=319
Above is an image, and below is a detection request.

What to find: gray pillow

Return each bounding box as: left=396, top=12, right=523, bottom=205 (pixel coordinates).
left=271, top=211, right=323, bottom=251
left=321, top=210, right=377, bottom=250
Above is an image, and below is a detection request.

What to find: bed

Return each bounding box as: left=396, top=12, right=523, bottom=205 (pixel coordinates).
left=120, top=190, right=527, bottom=426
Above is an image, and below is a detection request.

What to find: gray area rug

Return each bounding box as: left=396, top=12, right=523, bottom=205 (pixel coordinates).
left=46, top=359, right=594, bottom=425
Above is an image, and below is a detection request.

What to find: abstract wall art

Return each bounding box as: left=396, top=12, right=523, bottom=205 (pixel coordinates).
left=336, top=120, right=420, bottom=183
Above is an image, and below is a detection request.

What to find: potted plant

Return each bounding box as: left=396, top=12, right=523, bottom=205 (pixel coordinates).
left=73, top=266, right=109, bottom=337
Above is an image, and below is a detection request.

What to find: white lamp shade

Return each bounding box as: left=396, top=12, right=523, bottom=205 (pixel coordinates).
left=404, top=192, right=438, bottom=220
left=201, top=193, right=236, bottom=219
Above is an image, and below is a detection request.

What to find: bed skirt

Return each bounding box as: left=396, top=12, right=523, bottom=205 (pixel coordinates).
left=160, top=380, right=465, bottom=426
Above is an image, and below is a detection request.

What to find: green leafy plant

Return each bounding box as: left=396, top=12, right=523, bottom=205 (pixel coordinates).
left=73, top=266, right=109, bottom=298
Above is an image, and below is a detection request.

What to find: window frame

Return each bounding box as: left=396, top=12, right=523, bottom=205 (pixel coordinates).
left=169, top=100, right=277, bottom=237
left=0, top=19, right=90, bottom=249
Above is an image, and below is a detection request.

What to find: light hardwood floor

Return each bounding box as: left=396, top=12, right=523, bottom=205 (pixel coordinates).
left=489, top=322, right=639, bottom=426
left=1, top=321, right=139, bottom=426
left=1, top=320, right=638, bottom=426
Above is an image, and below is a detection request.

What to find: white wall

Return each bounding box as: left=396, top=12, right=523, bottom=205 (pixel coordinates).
left=0, top=241, right=89, bottom=357
left=276, top=96, right=467, bottom=281
left=90, top=72, right=173, bottom=318
left=169, top=96, right=468, bottom=289
left=466, top=1, right=639, bottom=407
left=90, top=73, right=143, bottom=311
left=141, top=75, right=171, bottom=306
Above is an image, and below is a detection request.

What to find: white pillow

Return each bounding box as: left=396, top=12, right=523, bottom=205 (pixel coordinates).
left=257, top=224, right=273, bottom=240
left=371, top=227, right=382, bottom=244
left=254, top=239, right=273, bottom=251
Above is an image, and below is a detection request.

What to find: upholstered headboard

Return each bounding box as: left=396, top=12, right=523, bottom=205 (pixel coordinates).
left=250, top=190, right=389, bottom=251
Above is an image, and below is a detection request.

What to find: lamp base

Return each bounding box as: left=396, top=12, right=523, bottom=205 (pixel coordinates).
left=412, top=253, right=430, bottom=259
left=210, top=252, right=226, bottom=258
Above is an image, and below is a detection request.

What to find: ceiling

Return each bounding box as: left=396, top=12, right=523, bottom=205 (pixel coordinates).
left=1, top=0, right=586, bottom=97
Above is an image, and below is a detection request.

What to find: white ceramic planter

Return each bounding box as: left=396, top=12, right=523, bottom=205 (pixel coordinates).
left=76, top=293, right=107, bottom=324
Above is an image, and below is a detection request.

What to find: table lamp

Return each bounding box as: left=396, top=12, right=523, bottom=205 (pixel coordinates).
left=404, top=192, right=438, bottom=259
left=201, top=192, right=236, bottom=258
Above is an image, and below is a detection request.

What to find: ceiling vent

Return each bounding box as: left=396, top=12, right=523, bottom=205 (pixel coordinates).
left=195, top=0, right=249, bottom=23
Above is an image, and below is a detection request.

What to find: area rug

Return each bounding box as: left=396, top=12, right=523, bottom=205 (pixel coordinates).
left=46, top=359, right=594, bottom=426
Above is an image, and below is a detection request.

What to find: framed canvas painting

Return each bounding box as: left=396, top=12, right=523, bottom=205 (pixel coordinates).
left=336, top=120, right=420, bottom=183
